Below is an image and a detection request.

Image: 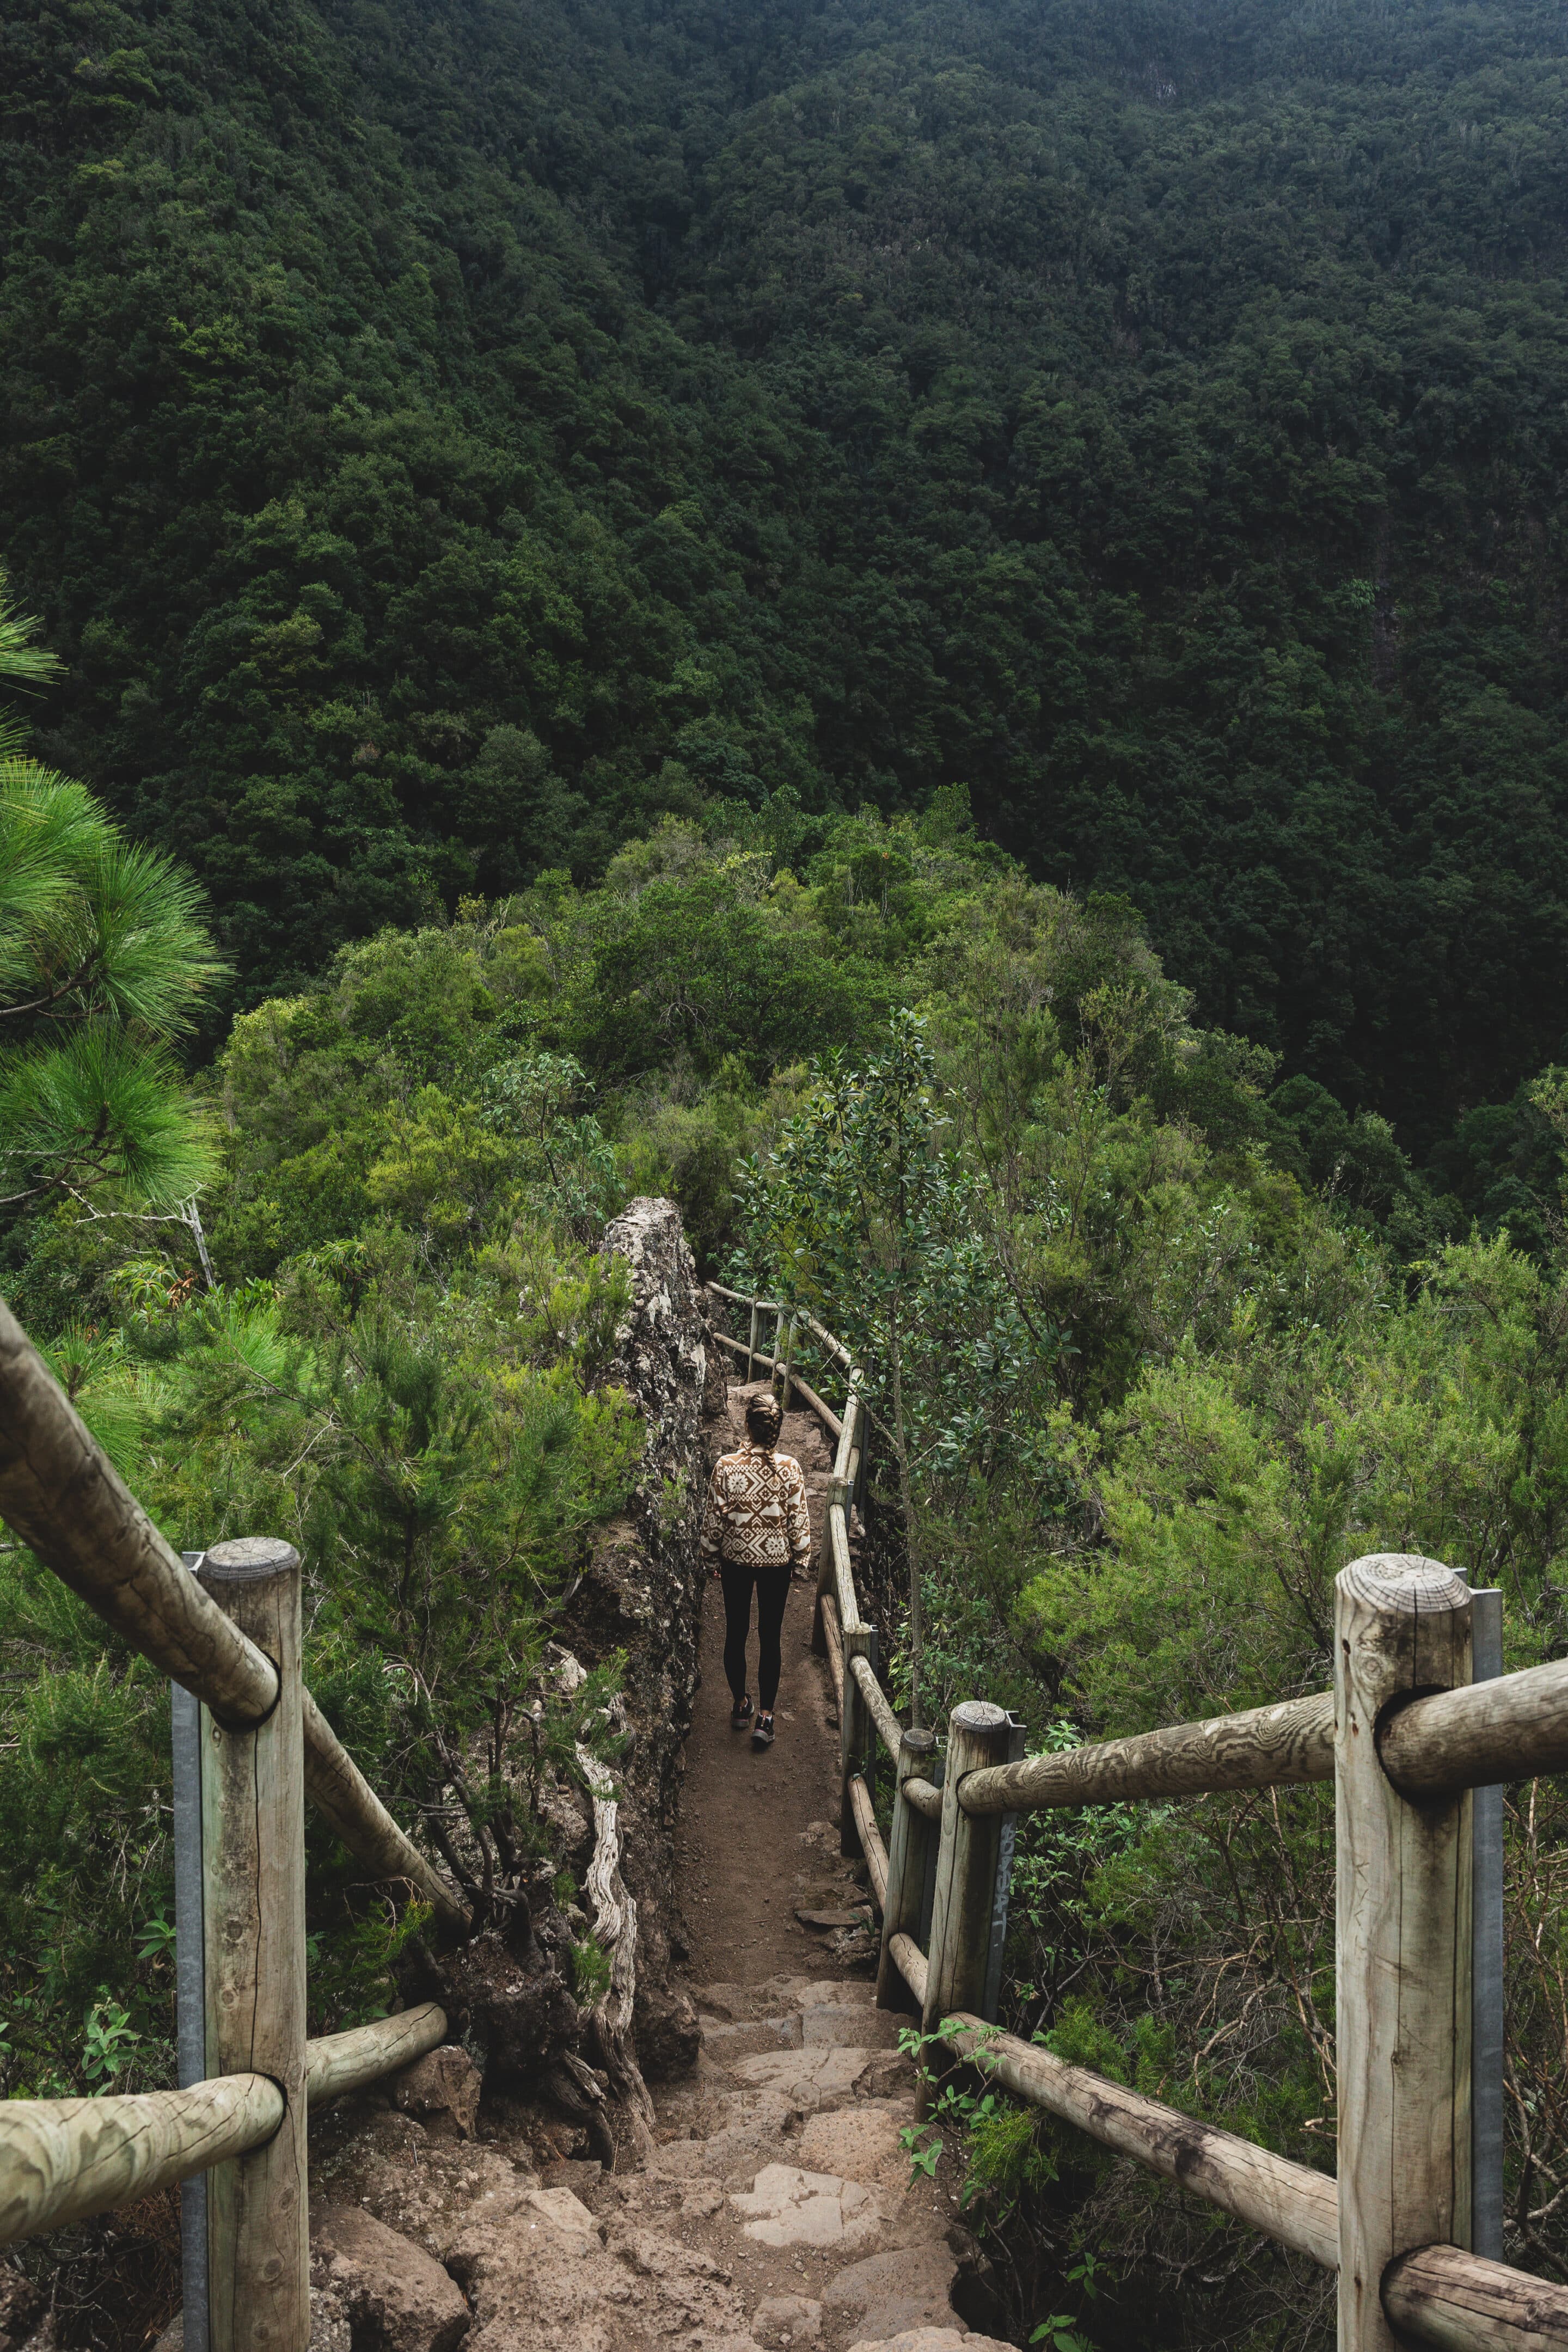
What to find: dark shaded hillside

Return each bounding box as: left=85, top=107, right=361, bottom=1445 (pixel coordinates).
left=4, top=0, right=1568, bottom=1141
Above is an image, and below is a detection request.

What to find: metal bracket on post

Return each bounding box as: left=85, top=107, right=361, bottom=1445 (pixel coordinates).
left=173, top=1551, right=209, bottom=2352
left=1472, top=1585, right=1505, bottom=2263
left=981, top=1714, right=1027, bottom=2024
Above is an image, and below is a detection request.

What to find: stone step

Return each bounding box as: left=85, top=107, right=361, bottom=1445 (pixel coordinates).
left=702, top=2016, right=806, bottom=2056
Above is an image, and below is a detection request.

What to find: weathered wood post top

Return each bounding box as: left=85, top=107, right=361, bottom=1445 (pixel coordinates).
left=1334, top=1551, right=1473, bottom=2352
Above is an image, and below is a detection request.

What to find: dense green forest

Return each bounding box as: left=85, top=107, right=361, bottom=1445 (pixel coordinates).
left=5, top=0, right=1568, bottom=1153
left=7, top=0, right=1568, bottom=2341
left=7, top=726, right=1568, bottom=2349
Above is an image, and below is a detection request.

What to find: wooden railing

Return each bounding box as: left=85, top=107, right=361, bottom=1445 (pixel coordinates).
left=706, top=1281, right=1568, bottom=2352
left=0, top=1298, right=475, bottom=2350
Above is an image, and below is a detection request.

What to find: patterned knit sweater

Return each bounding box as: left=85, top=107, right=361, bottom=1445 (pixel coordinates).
left=700, top=1440, right=813, bottom=1573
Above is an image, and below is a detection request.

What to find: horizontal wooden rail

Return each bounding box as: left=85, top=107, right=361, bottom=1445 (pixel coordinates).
left=706, top=1282, right=780, bottom=1312
left=0, top=1297, right=278, bottom=1723
left=952, top=1656, right=1568, bottom=1825
left=0, top=2007, right=452, bottom=2249
left=709, top=1287, right=856, bottom=1368
left=830, top=1495, right=862, bottom=1635
left=0, top=2073, right=284, bottom=2248
left=823, top=1591, right=845, bottom=1706
left=850, top=1650, right=902, bottom=1760
left=709, top=1290, right=1568, bottom=2352
left=304, top=2001, right=447, bottom=2107
left=957, top=1691, right=1335, bottom=1818
left=944, top=2017, right=1568, bottom=2351
left=799, top=1309, right=855, bottom=1374
left=890, top=1931, right=929, bottom=2006
left=1381, top=1658, right=1568, bottom=1799
left=0, top=1296, right=469, bottom=1937
left=1384, top=2245, right=1568, bottom=2349
left=948, top=2012, right=1338, bottom=2268
left=707, top=1328, right=845, bottom=1438
left=849, top=1774, right=889, bottom=1907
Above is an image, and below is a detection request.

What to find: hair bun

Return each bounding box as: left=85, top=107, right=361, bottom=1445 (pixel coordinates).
left=745, top=1393, right=783, bottom=1447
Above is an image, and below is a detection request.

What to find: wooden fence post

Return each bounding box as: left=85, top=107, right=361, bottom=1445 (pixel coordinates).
left=776, top=1315, right=796, bottom=1410
left=922, top=1701, right=1012, bottom=2039
left=173, top=1552, right=210, bottom=2352
left=877, top=1726, right=938, bottom=2014
left=199, top=1539, right=309, bottom=2352
left=745, top=1299, right=759, bottom=1383
left=840, top=1621, right=871, bottom=1858
left=1336, top=1553, right=1473, bottom=2352
left=1471, top=1584, right=1505, bottom=2264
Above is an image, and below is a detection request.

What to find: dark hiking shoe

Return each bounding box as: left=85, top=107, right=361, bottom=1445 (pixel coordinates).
left=751, top=1714, right=775, bottom=1749
left=731, top=1693, right=754, bottom=1730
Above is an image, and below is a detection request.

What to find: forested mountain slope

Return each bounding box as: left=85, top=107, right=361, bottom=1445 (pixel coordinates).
left=4, top=0, right=1568, bottom=1141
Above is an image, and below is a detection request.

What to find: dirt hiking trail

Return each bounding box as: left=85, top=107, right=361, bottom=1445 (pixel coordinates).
left=600, top=1376, right=1019, bottom=2351
left=301, top=1377, right=1019, bottom=2352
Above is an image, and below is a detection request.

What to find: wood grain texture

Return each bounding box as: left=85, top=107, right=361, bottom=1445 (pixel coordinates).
left=822, top=1592, right=845, bottom=1708
left=0, top=1296, right=277, bottom=1723
left=849, top=1775, right=890, bottom=1908
left=830, top=1497, right=862, bottom=1636
left=2, top=1293, right=468, bottom=1933
left=813, top=1490, right=841, bottom=1661
left=922, top=1702, right=1011, bottom=2039
left=841, top=1619, right=872, bottom=1858
left=200, top=1539, right=310, bottom=2352
left=1383, top=2243, right=1568, bottom=2350
left=0, top=2073, right=282, bottom=2247
left=889, top=1932, right=929, bottom=2008
left=877, top=1728, right=938, bottom=2016
left=833, top=1402, right=864, bottom=1502
left=850, top=1650, right=902, bottom=1761
left=946, top=2014, right=1339, bottom=2269
left=303, top=2006, right=448, bottom=2108
left=958, top=1689, right=1335, bottom=1819
left=1381, top=1658, right=1568, bottom=1799
left=1336, top=1552, right=1473, bottom=2352
left=902, top=1776, right=942, bottom=1821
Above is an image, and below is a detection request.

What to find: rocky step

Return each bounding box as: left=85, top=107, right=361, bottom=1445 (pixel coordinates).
left=152, top=1951, right=1017, bottom=2352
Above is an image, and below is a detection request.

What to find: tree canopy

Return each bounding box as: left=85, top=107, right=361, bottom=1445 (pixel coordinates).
left=3, top=0, right=1567, bottom=1144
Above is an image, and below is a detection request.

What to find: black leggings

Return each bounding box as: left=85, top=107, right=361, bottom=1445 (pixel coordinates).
left=719, top=1562, right=792, bottom=1712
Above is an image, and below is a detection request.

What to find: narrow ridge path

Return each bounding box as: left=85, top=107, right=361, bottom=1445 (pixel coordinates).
left=305, top=1378, right=1020, bottom=2352
left=673, top=1379, right=866, bottom=1988
left=601, top=1377, right=1020, bottom=2351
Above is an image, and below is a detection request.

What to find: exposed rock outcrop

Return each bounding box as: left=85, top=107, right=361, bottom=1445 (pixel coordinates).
left=309, top=2203, right=471, bottom=2352
left=392, top=1197, right=709, bottom=2147
left=389, top=2045, right=483, bottom=2141
left=563, top=1195, right=711, bottom=2087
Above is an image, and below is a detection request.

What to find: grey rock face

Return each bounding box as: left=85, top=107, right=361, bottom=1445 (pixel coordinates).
left=389, top=2044, right=483, bottom=2141
left=310, top=2202, right=471, bottom=2352
left=566, top=1196, right=710, bottom=2084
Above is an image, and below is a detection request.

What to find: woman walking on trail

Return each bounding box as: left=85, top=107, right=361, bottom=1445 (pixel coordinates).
left=700, top=1390, right=813, bottom=1750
